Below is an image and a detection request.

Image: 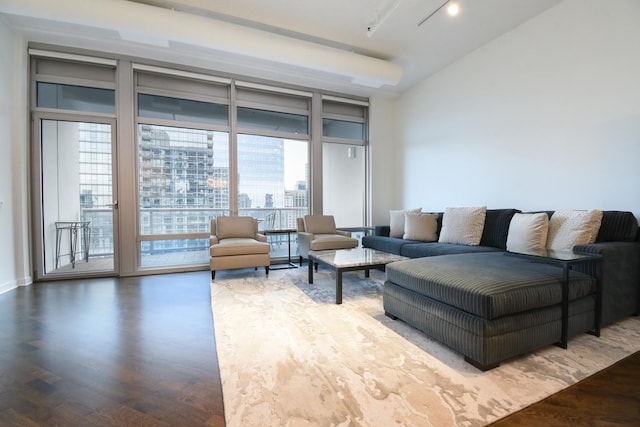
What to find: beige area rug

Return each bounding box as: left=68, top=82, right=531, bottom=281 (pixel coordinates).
left=210, top=268, right=640, bottom=427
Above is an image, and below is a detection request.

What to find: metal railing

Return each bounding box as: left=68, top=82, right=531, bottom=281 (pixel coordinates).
left=82, top=207, right=308, bottom=259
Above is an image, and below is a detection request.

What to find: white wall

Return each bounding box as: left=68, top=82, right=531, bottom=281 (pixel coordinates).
left=0, top=17, right=31, bottom=294
left=0, top=17, right=15, bottom=293
left=368, top=94, right=400, bottom=225
left=397, top=0, right=640, bottom=219
left=323, top=143, right=366, bottom=227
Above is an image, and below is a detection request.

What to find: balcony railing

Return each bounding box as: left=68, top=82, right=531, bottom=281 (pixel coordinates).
left=81, top=207, right=308, bottom=264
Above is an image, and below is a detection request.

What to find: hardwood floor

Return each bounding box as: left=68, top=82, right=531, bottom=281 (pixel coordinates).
left=489, top=350, right=640, bottom=426
left=1, top=271, right=637, bottom=426
left=0, top=271, right=225, bottom=426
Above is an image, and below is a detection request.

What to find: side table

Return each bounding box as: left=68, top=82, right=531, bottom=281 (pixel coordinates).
left=263, top=228, right=298, bottom=270
left=505, top=248, right=603, bottom=349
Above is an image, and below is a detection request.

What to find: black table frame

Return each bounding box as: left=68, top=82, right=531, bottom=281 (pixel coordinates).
left=308, top=249, right=406, bottom=304
left=263, top=229, right=298, bottom=270
left=505, top=250, right=603, bottom=349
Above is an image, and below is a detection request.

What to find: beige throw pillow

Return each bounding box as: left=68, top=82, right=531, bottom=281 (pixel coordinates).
left=403, top=211, right=438, bottom=241
left=506, top=213, right=549, bottom=252
left=389, top=207, right=421, bottom=238
left=438, top=206, right=487, bottom=246
left=547, top=209, right=603, bottom=251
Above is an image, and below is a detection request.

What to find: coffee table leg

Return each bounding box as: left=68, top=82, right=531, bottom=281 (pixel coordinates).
left=308, top=258, right=314, bottom=284
left=364, top=269, right=370, bottom=278
left=560, top=265, right=569, bottom=349
left=336, top=269, right=343, bottom=305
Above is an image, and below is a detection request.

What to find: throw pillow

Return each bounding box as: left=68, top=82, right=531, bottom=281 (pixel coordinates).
left=403, top=211, right=438, bottom=241
left=546, top=209, right=604, bottom=251
left=479, top=209, right=520, bottom=250
left=438, top=206, right=487, bottom=246
left=389, top=207, right=421, bottom=238
left=506, top=213, right=549, bottom=252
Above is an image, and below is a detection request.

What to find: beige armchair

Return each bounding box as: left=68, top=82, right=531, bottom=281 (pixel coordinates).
left=296, top=215, right=358, bottom=265
left=210, top=216, right=270, bottom=279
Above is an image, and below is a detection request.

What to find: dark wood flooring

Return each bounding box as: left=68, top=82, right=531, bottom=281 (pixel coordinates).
left=1, top=271, right=638, bottom=426
left=489, top=349, right=640, bottom=426
left=0, top=271, right=225, bottom=426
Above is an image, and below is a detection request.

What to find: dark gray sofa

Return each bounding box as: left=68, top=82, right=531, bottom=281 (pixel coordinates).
left=362, top=209, right=640, bottom=370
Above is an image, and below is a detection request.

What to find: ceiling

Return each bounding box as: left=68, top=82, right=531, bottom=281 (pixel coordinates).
left=2, top=0, right=563, bottom=96
left=125, top=0, right=562, bottom=93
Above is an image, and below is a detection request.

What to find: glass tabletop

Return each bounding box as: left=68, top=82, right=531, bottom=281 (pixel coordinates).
left=309, top=247, right=408, bottom=268
left=506, top=248, right=602, bottom=262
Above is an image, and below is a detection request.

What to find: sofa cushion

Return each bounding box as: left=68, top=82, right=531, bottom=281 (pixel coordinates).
left=480, top=209, right=520, bottom=250
left=596, top=211, right=639, bottom=242
left=389, top=208, right=421, bottom=238
left=506, top=212, right=549, bottom=252
left=403, top=211, right=438, bottom=242
left=385, top=252, right=596, bottom=320
left=304, top=215, right=337, bottom=234
left=438, top=206, right=487, bottom=246
left=362, top=235, right=416, bottom=255
left=400, top=242, right=502, bottom=258
left=547, top=210, right=603, bottom=251
left=216, top=216, right=258, bottom=240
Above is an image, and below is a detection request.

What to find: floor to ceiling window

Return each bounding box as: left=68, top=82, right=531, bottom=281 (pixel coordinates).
left=30, top=51, right=368, bottom=278
left=135, top=72, right=230, bottom=268
left=235, top=84, right=311, bottom=257
left=322, top=97, right=368, bottom=229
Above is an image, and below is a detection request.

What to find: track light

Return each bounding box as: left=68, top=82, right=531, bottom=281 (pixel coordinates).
left=447, top=2, right=460, bottom=16
left=417, top=0, right=461, bottom=27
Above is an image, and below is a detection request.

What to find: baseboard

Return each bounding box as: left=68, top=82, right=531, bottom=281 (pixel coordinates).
left=17, top=276, right=33, bottom=287
left=0, top=279, right=18, bottom=295
left=0, top=275, right=32, bottom=295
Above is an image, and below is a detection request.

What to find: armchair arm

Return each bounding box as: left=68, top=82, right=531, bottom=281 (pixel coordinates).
left=297, top=231, right=315, bottom=258
left=210, top=235, right=219, bottom=245
left=336, top=230, right=352, bottom=237
left=255, top=233, right=267, bottom=242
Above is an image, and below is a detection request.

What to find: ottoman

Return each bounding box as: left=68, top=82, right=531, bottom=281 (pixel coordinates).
left=384, top=252, right=598, bottom=370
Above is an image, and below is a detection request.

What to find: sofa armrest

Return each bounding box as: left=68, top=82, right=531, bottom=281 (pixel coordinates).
left=336, top=230, right=352, bottom=237
left=210, top=235, right=219, bottom=245
left=375, top=225, right=391, bottom=237
left=574, top=241, right=640, bottom=325
left=255, top=233, right=267, bottom=243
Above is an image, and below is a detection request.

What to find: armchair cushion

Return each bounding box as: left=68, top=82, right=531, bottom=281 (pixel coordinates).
left=304, top=215, right=336, bottom=234
left=210, top=238, right=270, bottom=257
left=216, top=216, right=258, bottom=240
left=309, top=234, right=358, bottom=251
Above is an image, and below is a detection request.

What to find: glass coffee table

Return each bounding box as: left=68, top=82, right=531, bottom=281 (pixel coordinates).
left=308, top=248, right=408, bottom=304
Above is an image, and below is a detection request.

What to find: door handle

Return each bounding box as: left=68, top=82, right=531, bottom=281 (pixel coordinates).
left=107, top=201, right=118, bottom=209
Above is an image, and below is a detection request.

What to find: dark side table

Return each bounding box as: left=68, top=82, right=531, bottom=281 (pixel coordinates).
left=505, top=248, right=603, bottom=349
left=263, top=228, right=298, bottom=270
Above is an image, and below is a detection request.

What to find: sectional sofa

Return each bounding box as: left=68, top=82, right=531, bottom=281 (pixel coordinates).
left=362, top=209, right=640, bottom=370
